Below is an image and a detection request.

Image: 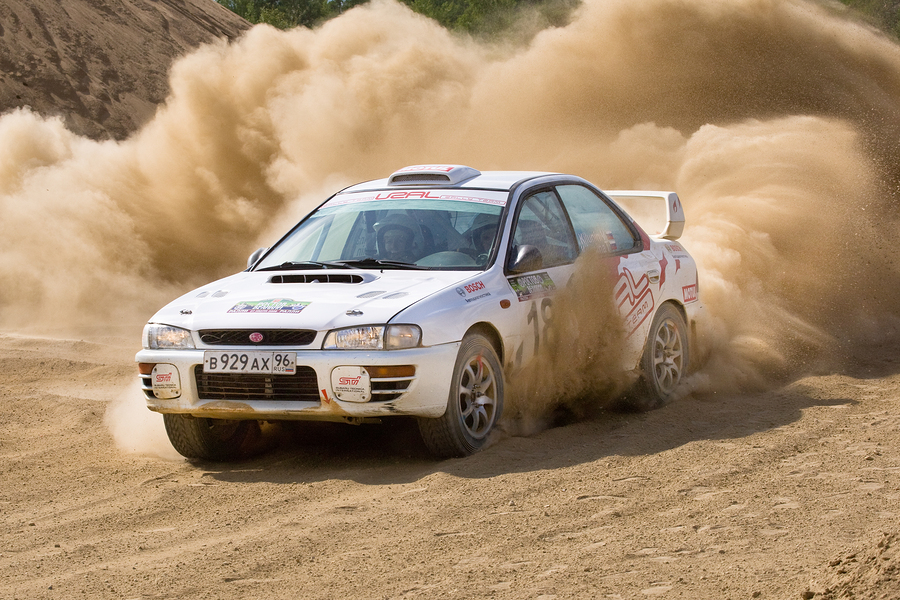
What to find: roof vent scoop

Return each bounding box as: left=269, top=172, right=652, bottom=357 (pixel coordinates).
left=388, top=165, right=481, bottom=186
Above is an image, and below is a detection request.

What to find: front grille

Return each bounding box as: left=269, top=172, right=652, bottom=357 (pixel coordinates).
left=198, top=329, right=316, bottom=346
left=194, top=366, right=319, bottom=401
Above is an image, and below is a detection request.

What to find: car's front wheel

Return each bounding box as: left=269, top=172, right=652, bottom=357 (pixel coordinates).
left=624, top=303, right=689, bottom=411
left=163, top=414, right=254, bottom=461
left=417, top=334, right=504, bottom=458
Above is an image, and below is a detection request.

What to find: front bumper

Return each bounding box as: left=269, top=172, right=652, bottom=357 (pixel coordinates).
left=135, top=343, right=460, bottom=422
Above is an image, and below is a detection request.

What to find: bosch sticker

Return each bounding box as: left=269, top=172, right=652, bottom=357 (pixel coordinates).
left=457, top=280, right=492, bottom=303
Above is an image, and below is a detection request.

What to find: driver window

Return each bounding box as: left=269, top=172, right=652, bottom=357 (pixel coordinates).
left=509, top=191, right=578, bottom=269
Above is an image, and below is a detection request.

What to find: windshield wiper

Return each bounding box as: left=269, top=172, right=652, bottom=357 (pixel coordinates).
left=333, top=258, right=427, bottom=270
left=256, top=261, right=352, bottom=271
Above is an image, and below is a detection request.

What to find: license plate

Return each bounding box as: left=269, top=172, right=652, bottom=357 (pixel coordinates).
left=203, top=351, right=296, bottom=374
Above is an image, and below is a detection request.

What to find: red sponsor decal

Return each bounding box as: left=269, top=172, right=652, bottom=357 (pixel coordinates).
left=338, top=376, right=362, bottom=386
left=657, top=254, right=668, bottom=287
left=155, top=373, right=172, bottom=383
left=464, top=280, right=485, bottom=294
left=624, top=290, right=654, bottom=334
left=321, top=389, right=330, bottom=403
left=375, top=191, right=444, bottom=200
left=605, top=231, right=618, bottom=251
left=614, top=267, right=655, bottom=336
left=683, top=284, right=698, bottom=303
left=396, top=165, right=454, bottom=173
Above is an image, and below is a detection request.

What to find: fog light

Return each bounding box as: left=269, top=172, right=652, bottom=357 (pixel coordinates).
left=365, top=365, right=416, bottom=378
left=138, top=363, right=155, bottom=375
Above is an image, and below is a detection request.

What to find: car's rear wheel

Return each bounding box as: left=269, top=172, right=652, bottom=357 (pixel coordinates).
left=163, top=414, right=254, bottom=461
left=418, top=334, right=504, bottom=458
left=624, top=303, right=689, bottom=411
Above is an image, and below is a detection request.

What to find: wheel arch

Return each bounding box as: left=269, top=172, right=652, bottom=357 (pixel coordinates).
left=662, top=298, right=687, bottom=324
left=659, top=299, right=694, bottom=363
left=464, top=321, right=504, bottom=364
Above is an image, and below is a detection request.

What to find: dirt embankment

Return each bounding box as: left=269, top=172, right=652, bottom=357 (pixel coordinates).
left=0, top=0, right=249, bottom=139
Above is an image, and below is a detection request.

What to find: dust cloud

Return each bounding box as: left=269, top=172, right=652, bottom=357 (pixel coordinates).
left=104, top=381, right=183, bottom=461
left=2, top=0, right=900, bottom=431
left=504, top=247, right=630, bottom=434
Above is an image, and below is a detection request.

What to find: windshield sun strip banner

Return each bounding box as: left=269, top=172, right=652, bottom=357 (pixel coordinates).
left=324, top=190, right=509, bottom=208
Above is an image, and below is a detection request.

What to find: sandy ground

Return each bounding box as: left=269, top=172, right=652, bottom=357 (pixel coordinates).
left=1, top=329, right=898, bottom=600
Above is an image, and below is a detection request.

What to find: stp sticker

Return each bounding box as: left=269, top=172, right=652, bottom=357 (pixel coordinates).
left=331, top=366, right=372, bottom=403
left=151, top=364, right=181, bottom=400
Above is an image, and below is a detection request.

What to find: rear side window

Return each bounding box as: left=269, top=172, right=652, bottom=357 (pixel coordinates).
left=556, top=184, right=639, bottom=254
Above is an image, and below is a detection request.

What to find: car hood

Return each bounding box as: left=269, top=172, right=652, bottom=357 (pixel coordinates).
left=149, top=269, right=476, bottom=332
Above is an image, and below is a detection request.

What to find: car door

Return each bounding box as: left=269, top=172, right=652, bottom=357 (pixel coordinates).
left=503, top=188, right=579, bottom=373
left=554, top=183, right=658, bottom=370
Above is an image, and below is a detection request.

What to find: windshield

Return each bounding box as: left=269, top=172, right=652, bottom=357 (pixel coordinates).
left=255, top=190, right=508, bottom=271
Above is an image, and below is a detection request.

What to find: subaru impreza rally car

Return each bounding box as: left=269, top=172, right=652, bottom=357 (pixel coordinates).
left=137, top=165, right=702, bottom=460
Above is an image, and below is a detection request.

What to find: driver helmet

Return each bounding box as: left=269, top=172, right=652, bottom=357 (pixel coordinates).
left=374, top=213, right=423, bottom=262
left=467, top=213, right=500, bottom=254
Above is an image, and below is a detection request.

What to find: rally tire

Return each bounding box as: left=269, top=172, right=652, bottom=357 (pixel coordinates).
left=417, top=334, right=504, bottom=458
left=624, top=303, right=689, bottom=412
left=163, top=414, right=254, bottom=461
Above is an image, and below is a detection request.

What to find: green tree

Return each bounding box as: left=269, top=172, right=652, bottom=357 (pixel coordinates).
left=838, top=0, right=900, bottom=38
left=216, top=0, right=577, bottom=34
left=215, top=0, right=366, bottom=29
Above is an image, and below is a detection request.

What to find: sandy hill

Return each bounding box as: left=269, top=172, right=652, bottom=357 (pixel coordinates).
left=0, top=0, right=250, bottom=140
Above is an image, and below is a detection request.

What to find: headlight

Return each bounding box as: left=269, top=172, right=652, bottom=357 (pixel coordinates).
left=323, top=325, right=421, bottom=350
left=384, top=325, right=421, bottom=349
left=144, top=324, right=195, bottom=350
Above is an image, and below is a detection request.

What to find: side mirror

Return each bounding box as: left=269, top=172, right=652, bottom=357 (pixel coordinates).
left=506, top=245, right=543, bottom=274
left=247, top=247, right=268, bottom=270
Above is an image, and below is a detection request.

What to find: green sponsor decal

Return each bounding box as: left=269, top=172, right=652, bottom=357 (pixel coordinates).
left=228, top=298, right=310, bottom=314
left=508, top=272, right=556, bottom=301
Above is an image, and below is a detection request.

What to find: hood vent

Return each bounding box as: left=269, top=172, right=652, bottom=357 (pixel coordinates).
left=388, top=165, right=481, bottom=186
left=390, top=174, right=450, bottom=184
left=271, top=274, right=364, bottom=284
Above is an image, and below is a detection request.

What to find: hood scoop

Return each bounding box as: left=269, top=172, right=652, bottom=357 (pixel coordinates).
left=387, top=165, right=481, bottom=186
left=270, top=273, right=364, bottom=284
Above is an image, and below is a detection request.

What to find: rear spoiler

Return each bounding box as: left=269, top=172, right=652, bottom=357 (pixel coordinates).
left=606, top=190, right=684, bottom=240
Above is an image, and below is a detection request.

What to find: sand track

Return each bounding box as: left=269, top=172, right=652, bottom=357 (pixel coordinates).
left=2, top=331, right=898, bottom=599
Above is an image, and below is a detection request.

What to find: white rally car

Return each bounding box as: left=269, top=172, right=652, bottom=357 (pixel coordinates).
left=137, top=165, right=702, bottom=460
